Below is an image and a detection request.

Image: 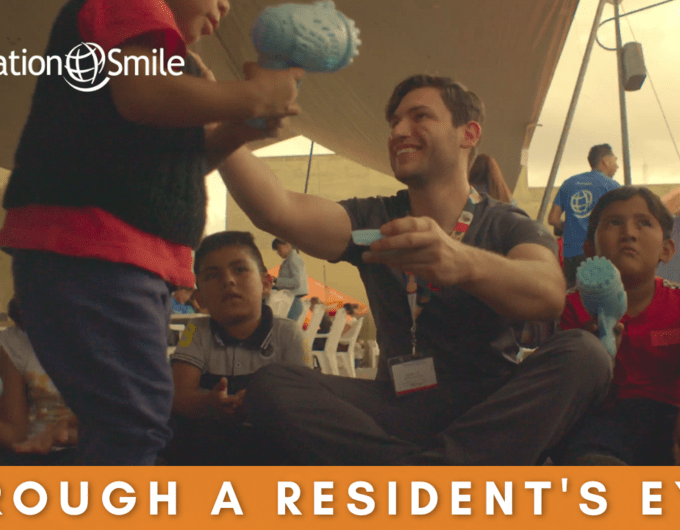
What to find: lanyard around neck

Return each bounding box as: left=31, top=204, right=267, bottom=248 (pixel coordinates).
left=405, top=188, right=481, bottom=355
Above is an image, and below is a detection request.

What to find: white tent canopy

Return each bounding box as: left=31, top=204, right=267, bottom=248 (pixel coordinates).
left=0, top=0, right=579, bottom=189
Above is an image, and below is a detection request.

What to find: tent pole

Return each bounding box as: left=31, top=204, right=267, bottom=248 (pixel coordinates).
left=614, top=1, right=632, bottom=185
left=536, top=0, right=610, bottom=222
left=304, top=141, right=315, bottom=194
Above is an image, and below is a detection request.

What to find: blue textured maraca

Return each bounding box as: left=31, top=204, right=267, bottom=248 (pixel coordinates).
left=248, top=0, right=361, bottom=128
left=251, top=0, right=360, bottom=71
left=576, top=256, right=627, bottom=358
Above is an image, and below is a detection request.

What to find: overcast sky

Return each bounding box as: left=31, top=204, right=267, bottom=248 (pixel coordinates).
left=527, top=0, right=680, bottom=188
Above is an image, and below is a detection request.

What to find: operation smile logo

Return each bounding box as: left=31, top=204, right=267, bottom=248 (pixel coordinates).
left=570, top=189, right=594, bottom=219
left=0, top=43, right=186, bottom=92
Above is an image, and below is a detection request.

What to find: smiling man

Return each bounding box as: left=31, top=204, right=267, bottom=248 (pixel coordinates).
left=218, top=74, right=612, bottom=465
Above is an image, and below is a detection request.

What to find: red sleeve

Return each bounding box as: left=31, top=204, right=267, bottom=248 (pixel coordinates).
left=78, top=0, right=186, bottom=57
left=557, top=238, right=564, bottom=268
left=560, top=291, right=590, bottom=331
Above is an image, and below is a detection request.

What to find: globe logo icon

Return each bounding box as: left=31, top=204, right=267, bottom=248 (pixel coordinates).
left=570, top=190, right=594, bottom=219
left=63, top=42, right=110, bottom=93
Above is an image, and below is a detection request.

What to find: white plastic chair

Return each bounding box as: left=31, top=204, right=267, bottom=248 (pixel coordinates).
left=312, top=308, right=346, bottom=376
left=367, top=340, right=380, bottom=368
left=302, top=303, right=326, bottom=363
left=266, top=290, right=295, bottom=318
left=167, top=323, right=186, bottom=359
left=169, top=323, right=186, bottom=334
left=335, top=316, right=364, bottom=378
left=296, top=298, right=311, bottom=326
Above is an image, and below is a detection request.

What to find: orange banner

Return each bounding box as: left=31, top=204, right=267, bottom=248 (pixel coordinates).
left=1, top=466, right=679, bottom=529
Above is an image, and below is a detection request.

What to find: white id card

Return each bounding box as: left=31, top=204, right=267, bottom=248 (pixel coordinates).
left=388, top=356, right=437, bottom=396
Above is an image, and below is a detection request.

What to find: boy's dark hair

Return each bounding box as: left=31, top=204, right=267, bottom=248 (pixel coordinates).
left=587, top=186, right=674, bottom=242
left=8, top=298, right=22, bottom=329
left=587, top=144, right=614, bottom=170
left=272, top=238, right=287, bottom=251
left=385, top=75, right=485, bottom=165
left=194, top=231, right=267, bottom=277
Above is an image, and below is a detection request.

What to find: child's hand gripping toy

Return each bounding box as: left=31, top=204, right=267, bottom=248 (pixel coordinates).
left=248, top=0, right=361, bottom=127
left=576, top=256, right=627, bottom=358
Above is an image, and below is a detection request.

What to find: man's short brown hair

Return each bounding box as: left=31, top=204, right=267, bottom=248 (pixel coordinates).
left=385, top=75, right=485, bottom=165
left=587, top=144, right=614, bottom=170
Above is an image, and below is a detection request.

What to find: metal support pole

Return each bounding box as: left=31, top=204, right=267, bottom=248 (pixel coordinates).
left=536, top=0, right=610, bottom=222
left=614, top=2, right=633, bottom=185
left=304, top=141, right=314, bottom=194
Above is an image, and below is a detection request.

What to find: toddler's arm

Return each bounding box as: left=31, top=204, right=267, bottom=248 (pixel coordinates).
left=108, top=39, right=304, bottom=128
left=186, top=51, right=286, bottom=169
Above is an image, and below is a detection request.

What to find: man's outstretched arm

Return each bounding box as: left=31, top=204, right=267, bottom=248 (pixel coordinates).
left=363, top=216, right=566, bottom=321
left=219, top=146, right=352, bottom=262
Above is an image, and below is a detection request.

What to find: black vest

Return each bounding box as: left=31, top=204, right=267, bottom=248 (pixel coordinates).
left=3, top=0, right=207, bottom=248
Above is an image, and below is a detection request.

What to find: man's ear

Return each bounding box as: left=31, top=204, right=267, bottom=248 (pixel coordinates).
left=659, top=237, right=675, bottom=264
left=583, top=239, right=596, bottom=258
left=461, top=121, right=482, bottom=148
left=262, top=273, right=273, bottom=298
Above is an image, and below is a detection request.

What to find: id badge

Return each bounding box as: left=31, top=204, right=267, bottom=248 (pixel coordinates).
left=388, top=355, right=437, bottom=396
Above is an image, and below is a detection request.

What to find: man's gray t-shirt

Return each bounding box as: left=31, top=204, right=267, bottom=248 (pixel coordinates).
left=338, top=190, right=558, bottom=382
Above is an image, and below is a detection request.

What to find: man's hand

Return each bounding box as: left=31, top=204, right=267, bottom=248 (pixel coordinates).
left=243, top=62, right=304, bottom=119
left=362, top=216, right=474, bottom=286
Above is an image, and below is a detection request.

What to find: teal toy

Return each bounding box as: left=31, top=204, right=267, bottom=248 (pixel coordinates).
left=351, top=229, right=383, bottom=246
left=248, top=1, right=360, bottom=127
left=251, top=0, right=360, bottom=71
left=576, top=256, right=627, bottom=358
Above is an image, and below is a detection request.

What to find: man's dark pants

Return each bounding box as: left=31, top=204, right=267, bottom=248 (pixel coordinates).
left=555, top=397, right=677, bottom=465
left=244, top=329, right=612, bottom=465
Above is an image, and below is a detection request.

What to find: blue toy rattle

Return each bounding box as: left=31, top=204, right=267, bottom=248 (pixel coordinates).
left=248, top=0, right=361, bottom=128
left=576, top=256, right=627, bottom=358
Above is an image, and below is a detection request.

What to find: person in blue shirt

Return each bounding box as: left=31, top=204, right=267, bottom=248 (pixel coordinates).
left=171, top=288, right=196, bottom=315
left=548, top=144, right=620, bottom=287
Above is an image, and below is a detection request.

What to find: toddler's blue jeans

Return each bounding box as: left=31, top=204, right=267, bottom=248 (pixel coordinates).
left=12, top=250, right=174, bottom=465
